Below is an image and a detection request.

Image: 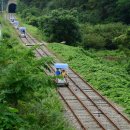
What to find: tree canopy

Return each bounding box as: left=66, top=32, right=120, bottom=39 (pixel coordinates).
left=18, top=0, right=130, bottom=24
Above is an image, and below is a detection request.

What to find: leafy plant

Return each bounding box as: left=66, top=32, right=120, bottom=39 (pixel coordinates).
left=81, top=23, right=127, bottom=49
left=0, top=104, right=25, bottom=130
left=114, top=28, right=130, bottom=49
left=0, top=16, right=74, bottom=130
left=38, top=9, right=81, bottom=45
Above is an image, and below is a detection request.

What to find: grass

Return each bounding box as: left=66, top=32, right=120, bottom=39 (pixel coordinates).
left=48, top=43, right=130, bottom=117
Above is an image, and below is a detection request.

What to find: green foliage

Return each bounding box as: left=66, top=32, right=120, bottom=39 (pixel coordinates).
left=126, top=62, right=130, bottom=74
left=17, top=18, right=44, bottom=41
left=0, top=17, right=74, bottom=130
left=24, top=88, right=72, bottom=130
left=38, top=9, right=81, bottom=45
left=17, top=0, right=130, bottom=50
left=82, top=33, right=105, bottom=49
left=114, top=34, right=127, bottom=48
left=18, top=7, right=40, bottom=27
left=17, top=88, right=73, bottom=130
left=81, top=23, right=127, bottom=49
left=2, top=30, right=11, bottom=39
left=49, top=43, right=130, bottom=116
left=0, top=104, right=25, bottom=130
left=116, top=0, right=130, bottom=24
left=0, top=38, right=51, bottom=107
left=27, top=16, right=39, bottom=27
left=114, top=28, right=130, bottom=49
left=17, top=0, right=130, bottom=24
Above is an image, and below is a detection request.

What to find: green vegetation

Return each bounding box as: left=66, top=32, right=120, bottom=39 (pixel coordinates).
left=17, top=0, right=130, bottom=50
left=16, top=0, right=130, bottom=117
left=16, top=16, right=44, bottom=41
left=81, top=23, right=127, bottom=49
left=48, top=43, right=130, bottom=117
left=114, top=28, right=130, bottom=49
left=17, top=0, right=130, bottom=24
left=38, top=10, right=81, bottom=44
left=21, top=23, right=44, bottom=42
left=0, top=16, right=74, bottom=130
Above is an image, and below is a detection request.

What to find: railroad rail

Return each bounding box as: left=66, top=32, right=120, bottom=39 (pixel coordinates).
left=8, top=13, right=130, bottom=130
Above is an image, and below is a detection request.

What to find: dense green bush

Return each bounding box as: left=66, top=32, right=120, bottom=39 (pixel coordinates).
left=28, top=16, right=39, bottom=27
left=0, top=38, right=50, bottom=107
left=82, top=33, right=105, bottom=49
left=18, top=7, right=40, bottom=27
left=0, top=37, right=73, bottom=129
left=18, top=0, right=130, bottom=24
left=105, top=39, right=118, bottom=50
left=113, top=34, right=127, bottom=48
left=82, top=23, right=127, bottom=49
left=116, top=0, right=130, bottom=24
left=126, top=62, right=130, bottom=74
left=114, top=28, right=130, bottom=49
left=0, top=104, right=25, bottom=129
left=2, top=30, right=11, bottom=39
left=38, top=9, right=81, bottom=45
left=0, top=17, right=74, bottom=130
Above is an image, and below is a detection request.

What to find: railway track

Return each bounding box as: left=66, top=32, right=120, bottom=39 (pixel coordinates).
left=8, top=13, right=130, bottom=130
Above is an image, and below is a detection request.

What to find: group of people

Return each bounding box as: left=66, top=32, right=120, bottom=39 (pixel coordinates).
left=55, top=68, right=67, bottom=79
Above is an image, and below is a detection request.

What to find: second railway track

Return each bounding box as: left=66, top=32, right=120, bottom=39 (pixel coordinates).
left=8, top=13, right=130, bottom=130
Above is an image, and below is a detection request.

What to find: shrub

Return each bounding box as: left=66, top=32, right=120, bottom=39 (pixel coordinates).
left=0, top=16, right=74, bottom=130
left=0, top=104, right=25, bottom=129
left=0, top=38, right=52, bottom=107
left=127, top=28, right=130, bottom=36
left=38, top=9, right=81, bottom=45
left=81, top=23, right=127, bottom=50
left=82, top=33, right=105, bottom=49
left=126, top=62, right=130, bottom=74
left=28, top=16, right=39, bottom=27
left=20, top=8, right=31, bottom=19
left=105, top=39, right=118, bottom=50
left=113, top=34, right=127, bottom=47
left=114, top=28, right=130, bottom=49
left=2, top=30, right=11, bottom=39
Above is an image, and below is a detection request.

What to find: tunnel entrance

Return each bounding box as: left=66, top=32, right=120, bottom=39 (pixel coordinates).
left=8, top=3, right=17, bottom=13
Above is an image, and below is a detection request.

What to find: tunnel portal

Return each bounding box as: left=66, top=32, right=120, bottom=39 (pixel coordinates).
left=8, top=3, right=17, bottom=13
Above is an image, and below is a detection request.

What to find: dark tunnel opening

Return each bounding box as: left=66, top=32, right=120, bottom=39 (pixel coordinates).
left=8, top=4, right=17, bottom=13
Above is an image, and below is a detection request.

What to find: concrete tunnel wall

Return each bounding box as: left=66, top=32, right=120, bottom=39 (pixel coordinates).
left=7, top=0, right=17, bottom=13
